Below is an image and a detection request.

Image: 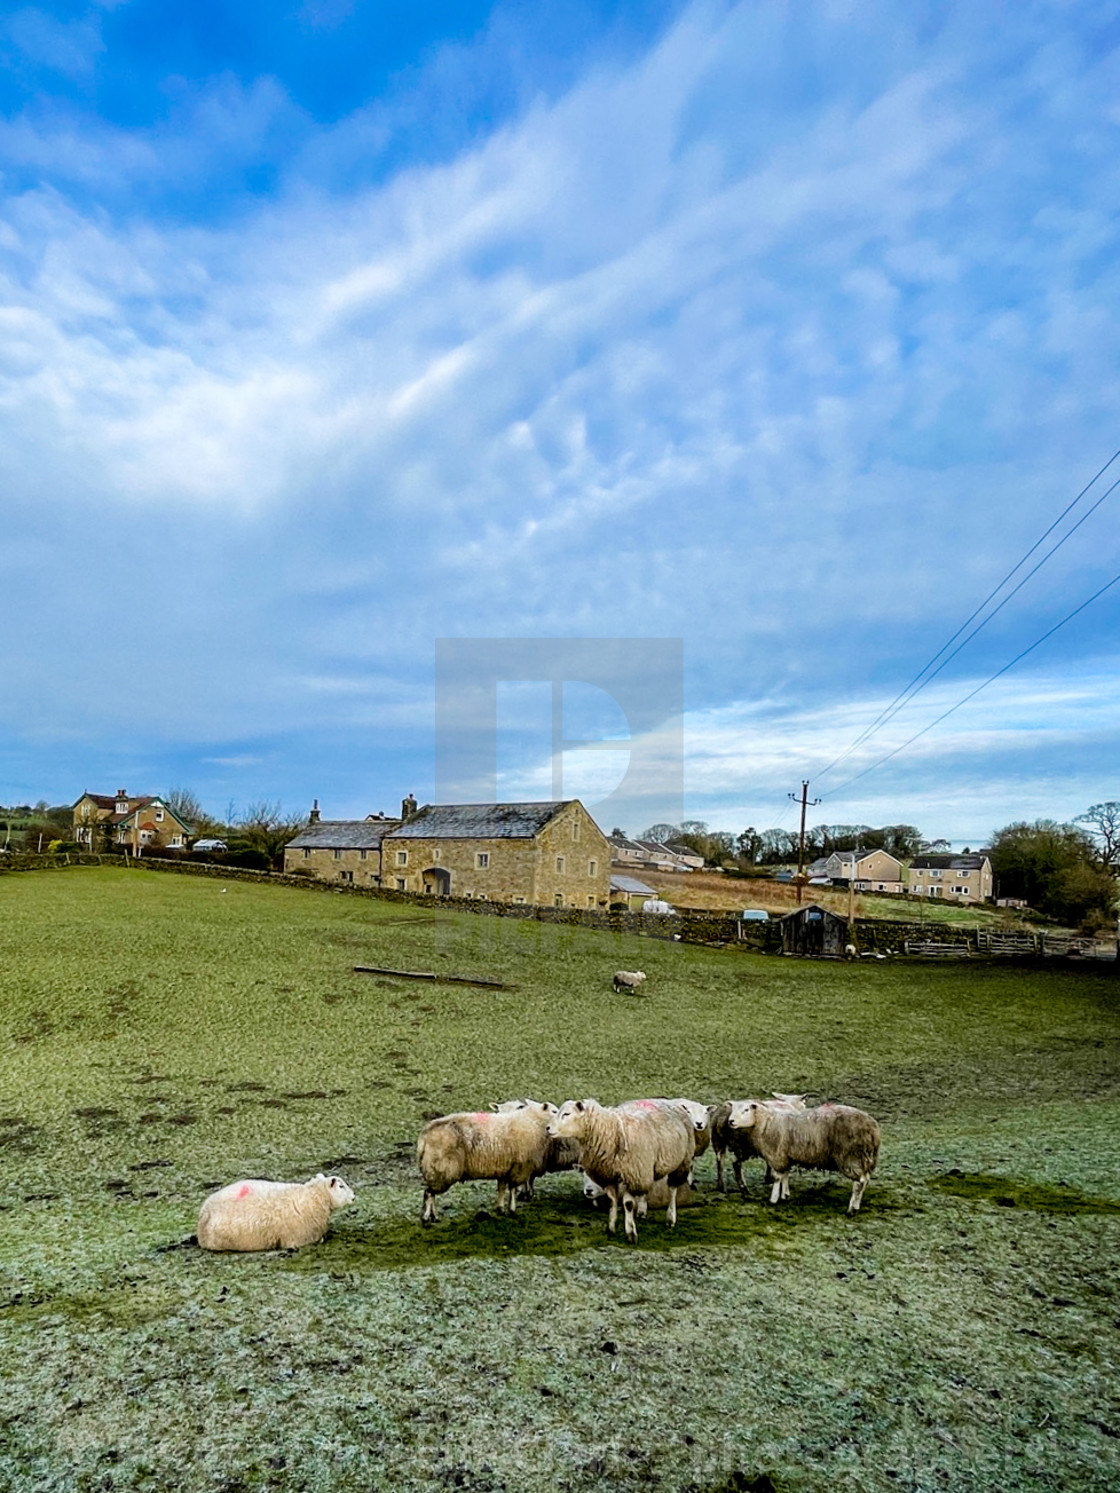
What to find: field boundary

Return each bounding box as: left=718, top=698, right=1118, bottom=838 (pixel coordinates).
left=4, top=852, right=1113, bottom=961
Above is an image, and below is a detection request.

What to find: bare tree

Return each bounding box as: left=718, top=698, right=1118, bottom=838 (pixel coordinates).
left=1075, top=802, right=1120, bottom=869
left=238, top=801, right=307, bottom=868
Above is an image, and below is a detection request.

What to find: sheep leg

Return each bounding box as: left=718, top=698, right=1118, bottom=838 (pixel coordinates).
left=496, top=1179, right=514, bottom=1215
left=715, top=1149, right=725, bottom=1192
left=665, top=1187, right=677, bottom=1229
left=422, top=1189, right=439, bottom=1224
left=622, top=1192, right=639, bottom=1242
left=779, top=1174, right=791, bottom=1201
left=607, top=1187, right=619, bottom=1234
left=849, top=1175, right=869, bottom=1213
left=732, top=1157, right=745, bottom=1194
left=769, top=1173, right=787, bottom=1204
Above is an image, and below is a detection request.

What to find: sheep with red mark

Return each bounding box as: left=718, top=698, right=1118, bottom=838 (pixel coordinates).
left=417, top=1101, right=556, bottom=1223
left=727, top=1100, right=881, bottom=1212
left=548, top=1098, right=695, bottom=1242
left=197, top=1173, right=354, bottom=1251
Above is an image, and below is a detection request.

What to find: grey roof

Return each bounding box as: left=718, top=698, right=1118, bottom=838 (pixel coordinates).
left=910, top=853, right=990, bottom=871
left=286, top=819, right=401, bottom=851
left=384, top=801, right=573, bottom=840
left=610, top=874, right=656, bottom=895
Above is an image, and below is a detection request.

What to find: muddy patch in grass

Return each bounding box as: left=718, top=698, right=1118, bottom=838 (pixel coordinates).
left=929, top=1171, right=1120, bottom=1214
left=0, top=1117, right=40, bottom=1154
left=278, top=1193, right=831, bottom=1274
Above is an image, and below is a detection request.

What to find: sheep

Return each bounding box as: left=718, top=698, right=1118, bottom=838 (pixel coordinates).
left=844, top=943, right=857, bottom=960
left=613, top=970, right=647, bottom=993
left=582, top=1172, right=694, bottom=1215
left=417, top=1101, right=557, bottom=1223
left=197, top=1173, right=354, bottom=1251
left=727, top=1100, right=881, bottom=1212
left=488, top=1098, right=582, bottom=1200
left=709, top=1093, right=808, bottom=1193
left=549, top=1098, right=695, bottom=1242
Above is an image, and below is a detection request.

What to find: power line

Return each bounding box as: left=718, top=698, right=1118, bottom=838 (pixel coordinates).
left=820, top=566, right=1120, bottom=800
left=813, top=444, right=1120, bottom=781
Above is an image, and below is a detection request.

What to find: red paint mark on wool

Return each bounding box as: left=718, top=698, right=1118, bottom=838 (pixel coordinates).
left=471, top=1112, right=491, bottom=1122
left=237, top=1183, right=252, bottom=1198
left=632, top=1099, right=658, bottom=1109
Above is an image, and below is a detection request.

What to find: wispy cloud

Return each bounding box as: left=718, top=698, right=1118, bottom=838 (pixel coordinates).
left=0, top=0, right=1117, bottom=827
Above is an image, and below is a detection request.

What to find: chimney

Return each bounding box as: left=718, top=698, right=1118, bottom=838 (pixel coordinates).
left=402, top=793, right=417, bottom=819
left=309, top=799, right=320, bottom=824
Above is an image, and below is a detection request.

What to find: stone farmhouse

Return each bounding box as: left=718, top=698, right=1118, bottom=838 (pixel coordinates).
left=908, top=852, right=993, bottom=903
left=282, top=802, right=404, bottom=885
left=72, top=790, right=192, bottom=852
left=382, top=800, right=611, bottom=908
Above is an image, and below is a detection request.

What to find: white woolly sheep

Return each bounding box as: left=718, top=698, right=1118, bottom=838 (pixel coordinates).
left=612, top=970, right=647, bottom=993
left=197, top=1173, right=354, bottom=1252
left=549, top=1098, right=695, bottom=1242
left=582, top=1172, right=694, bottom=1216
left=727, top=1100, right=881, bottom=1212
left=709, top=1093, right=808, bottom=1193
left=417, top=1101, right=556, bottom=1223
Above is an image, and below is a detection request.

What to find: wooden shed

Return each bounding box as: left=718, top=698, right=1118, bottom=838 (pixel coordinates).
left=779, top=903, right=849, bottom=957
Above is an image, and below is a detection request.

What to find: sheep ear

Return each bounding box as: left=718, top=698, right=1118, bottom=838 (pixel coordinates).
left=575, top=1100, right=585, bottom=1112
left=489, top=1103, right=500, bottom=1112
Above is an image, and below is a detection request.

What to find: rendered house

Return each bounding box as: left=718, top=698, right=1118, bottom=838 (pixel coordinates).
left=72, top=790, right=191, bottom=851
left=282, top=803, right=403, bottom=885
left=908, top=853, right=993, bottom=903
left=383, top=800, right=612, bottom=908
left=607, top=835, right=695, bottom=872
left=823, top=848, right=905, bottom=893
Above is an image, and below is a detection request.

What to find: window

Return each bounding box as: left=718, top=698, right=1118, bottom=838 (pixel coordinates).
left=513, top=896, right=526, bottom=905
left=395, top=878, right=406, bottom=890
left=359, top=849, right=367, bottom=861
left=333, top=849, right=342, bottom=860
left=587, top=896, right=595, bottom=908
left=930, top=869, right=942, bottom=878
left=303, top=848, right=310, bottom=858
left=340, top=871, right=353, bottom=883
left=588, top=859, right=597, bottom=877
left=396, top=850, right=408, bottom=866
left=571, top=820, right=581, bottom=842
left=555, top=856, right=565, bottom=873
left=476, top=852, right=489, bottom=869
left=155, top=809, right=164, bottom=822
left=432, top=849, right=441, bottom=862
left=554, top=893, right=563, bottom=906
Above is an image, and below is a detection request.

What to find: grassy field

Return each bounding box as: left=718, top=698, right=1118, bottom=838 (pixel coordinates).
left=1, top=866, right=1118, bottom=1493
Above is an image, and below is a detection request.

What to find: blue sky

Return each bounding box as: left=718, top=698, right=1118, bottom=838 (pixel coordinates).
left=2, top=0, right=1118, bottom=844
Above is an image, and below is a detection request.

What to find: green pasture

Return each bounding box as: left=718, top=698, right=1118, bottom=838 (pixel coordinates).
left=1, top=866, right=1118, bottom=1493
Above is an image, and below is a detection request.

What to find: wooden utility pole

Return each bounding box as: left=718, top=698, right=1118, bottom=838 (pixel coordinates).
left=788, top=780, right=821, bottom=907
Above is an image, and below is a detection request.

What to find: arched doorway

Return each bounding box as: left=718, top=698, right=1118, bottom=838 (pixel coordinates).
left=422, top=867, right=452, bottom=897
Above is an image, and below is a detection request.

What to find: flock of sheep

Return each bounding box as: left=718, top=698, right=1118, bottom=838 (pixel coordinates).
left=195, top=972, right=881, bottom=1251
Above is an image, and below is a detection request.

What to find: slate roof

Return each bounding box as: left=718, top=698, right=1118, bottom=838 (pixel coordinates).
left=909, top=853, right=990, bottom=871
left=610, top=874, right=656, bottom=895
left=286, top=819, right=402, bottom=851
left=384, top=802, right=572, bottom=840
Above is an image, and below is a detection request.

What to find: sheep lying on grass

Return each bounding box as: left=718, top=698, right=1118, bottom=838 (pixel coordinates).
left=549, top=1098, right=695, bottom=1242
left=710, top=1093, right=808, bottom=1193
left=418, top=1100, right=557, bottom=1223
left=612, top=970, right=647, bottom=993
left=727, top=1100, right=881, bottom=1212
left=197, top=1173, right=354, bottom=1251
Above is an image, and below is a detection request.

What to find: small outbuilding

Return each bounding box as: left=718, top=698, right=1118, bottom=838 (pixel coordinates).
left=609, top=873, right=657, bottom=911
left=779, top=903, right=849, bottom=957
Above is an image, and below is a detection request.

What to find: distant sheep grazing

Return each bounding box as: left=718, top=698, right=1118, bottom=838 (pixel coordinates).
left=709, top=1094, right=808, bottom=1193
left=727, top=1100, right=881, bottom=1212
left=613, top=970, right=647, bottom=993
left=197, top=1173, right=354, bottom=1251
left=549, top=1098, right=695, bottom=1242
left=417, top=1101, right=556, bottom=1223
